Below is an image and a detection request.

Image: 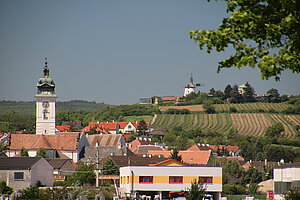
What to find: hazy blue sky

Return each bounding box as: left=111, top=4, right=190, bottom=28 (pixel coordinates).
left=0, top=1, right=299, bottom=105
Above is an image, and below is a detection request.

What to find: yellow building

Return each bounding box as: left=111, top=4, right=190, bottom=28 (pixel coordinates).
left=119, top=165, right=222, bottom=200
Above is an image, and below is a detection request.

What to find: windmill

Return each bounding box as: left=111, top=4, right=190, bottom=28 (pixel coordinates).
left=183, top=74, right=204, bottom=97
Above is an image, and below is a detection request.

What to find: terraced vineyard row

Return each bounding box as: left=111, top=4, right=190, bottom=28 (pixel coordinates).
left=152, top=113, right=300, bottom=138
left=160, top=103, right=290, bottom=112
left=215, top=102, right=290, bottom=112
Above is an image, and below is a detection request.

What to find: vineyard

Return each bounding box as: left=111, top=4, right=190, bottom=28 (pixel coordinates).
left=151, top=113, right=300, bottom=138
left=160, top=102, right=290, bottom=112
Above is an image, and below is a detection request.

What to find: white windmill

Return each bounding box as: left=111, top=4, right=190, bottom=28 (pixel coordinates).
left=183, top=74, right=203, bottom=97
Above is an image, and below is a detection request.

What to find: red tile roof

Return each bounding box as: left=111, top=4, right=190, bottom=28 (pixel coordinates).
left=148, top=150, right=212, bottom=165
left=9, top=134, right=79, bottom=151
left=56, top=126, right=70, bottom=132
left=161, top=96, right=177, bottom=101
left=187, top=144, right=211, bottom=151
left=226, top=146, right=240, bottom=153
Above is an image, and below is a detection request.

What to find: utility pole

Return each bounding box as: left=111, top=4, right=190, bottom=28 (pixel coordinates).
left=96, top=149, right=99, bottom=187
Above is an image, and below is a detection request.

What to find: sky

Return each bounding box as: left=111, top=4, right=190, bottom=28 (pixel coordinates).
left=0, top=1, right=299, bottom=105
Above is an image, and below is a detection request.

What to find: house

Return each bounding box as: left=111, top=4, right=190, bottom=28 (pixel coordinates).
left=238, top=84, right=247, bottom=94
left=128, top=138, right=155, bottom=152
left=0, top=157, right=53, bottom=191
left=82, top=134, right=133, bottom=163
left=87, top=134, right=126, bottom=148
left=148, top=149, right=212, bottom=165
left=46, top=159, right=76, bottom=181
left=119, top=165, right=222, bottom=200
left=139, top=97, right=153, bottom=104
left=6, top=133, right=89, bottom=163
left=273, top=162, right=300, bottom=195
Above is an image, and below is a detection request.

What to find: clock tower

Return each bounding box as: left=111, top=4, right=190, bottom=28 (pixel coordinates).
left=35, top=58, right=57, bottom=135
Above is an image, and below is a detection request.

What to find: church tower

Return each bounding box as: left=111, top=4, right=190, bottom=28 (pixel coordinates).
left=35, top=58, right=57, bottom=135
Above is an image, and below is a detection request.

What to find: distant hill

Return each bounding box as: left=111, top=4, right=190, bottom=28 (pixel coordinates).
left=0, top=100, right=112, bottom=115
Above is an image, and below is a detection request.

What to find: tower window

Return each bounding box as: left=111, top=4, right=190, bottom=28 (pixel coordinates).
left=43, top=109, right=49, bottom=120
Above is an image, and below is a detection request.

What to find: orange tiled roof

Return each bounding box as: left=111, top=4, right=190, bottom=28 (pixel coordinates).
left=187, top=144, right=211, bottom=151
left=161, top=96, right=177, bottom=101
left=9, top=134, right=79, bottom=151
left=117, top=122, right=129, bottom=129
left=148, top=150, right=212, bottom=165
left=132, top=122, right=150, bottom=129
left=56, top=126, right=70, bottom=132
left=226, top=146, right=240, bottom=153
left=149, top=159, right=190, bottom=166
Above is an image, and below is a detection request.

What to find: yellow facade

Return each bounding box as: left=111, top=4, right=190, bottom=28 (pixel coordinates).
left=121, top=175, right=222, bottom=184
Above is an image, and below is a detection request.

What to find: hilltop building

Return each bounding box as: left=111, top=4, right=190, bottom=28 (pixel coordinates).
left=35, top=58, right=57, bottom=135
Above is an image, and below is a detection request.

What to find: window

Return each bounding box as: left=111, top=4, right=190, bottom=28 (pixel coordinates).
left=199, top=177, right=212, bottom=184
left=14, top=172, right=24, bottom=180
left=169, top=176, right=183, bottom=183
left=139, top=176, right=153, bottom=183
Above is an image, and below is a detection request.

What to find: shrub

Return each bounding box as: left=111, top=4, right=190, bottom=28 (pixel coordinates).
left=229, top=107, right=237, bottom=113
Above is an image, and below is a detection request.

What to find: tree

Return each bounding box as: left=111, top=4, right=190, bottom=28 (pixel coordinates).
left=17, top=186, right=42, bottom=200
left=184, top=178, right=207, bottom=200
left=209, top=88, right=216, bottom=96
left=21, top=148, right=29, bottom=157
left=224, top=84, right=232, bottom=99
left=223, top=160, right=243, bottom=178
left=36, top=148, right=49, bottom=158
left=267, top=88, right=280, bottom=103
left=229, top=85, right=242, bottom=103
left=65, top=163, right=95, bottom=186
left=203, top=101, right=216, bottom=114
left=169, top=149, right=182, bottom=162
left=190, top=0, right=300, bottom=80
left=285, top=187, right=300, bottom=200
left=0, top=180, right=13, bottom=195
left=101, top=159, right=119, bottom=175
left=265, top=122, right=284, bottom=138
left=162, top=133, right=177, bottom=147
left=137, top=120, right=148, bottom=136
left=243, top=82, right=255, bottom=102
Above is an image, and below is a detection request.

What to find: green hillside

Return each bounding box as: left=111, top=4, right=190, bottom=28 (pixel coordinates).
left=0, top=100, right=112, bottom=115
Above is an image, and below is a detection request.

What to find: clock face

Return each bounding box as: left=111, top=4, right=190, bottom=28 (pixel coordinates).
left=42, top=101, right=49, bottom=108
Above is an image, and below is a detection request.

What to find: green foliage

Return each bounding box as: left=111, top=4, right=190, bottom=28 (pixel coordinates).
left=162, top=133, right=177, bottom=147
left=65, top=163, right=95, bottom=186
left=263, top=144, right=299, bottom=162
left=190, top=0, right=300, bottom=80
left=203, top=101, right=216, bottom=114
left=36, top=148, right=49, bottom=158
left=137, top=120, right=148, bottom=135
left=184, top=178, right=207, bottom=200
left=101, top=159, right=119, bottom=175
left=241, top=167, right=263, bottom=185
left=0, top=111, right=35, bottom=133
left=123, top=115, right=152, bottom=122
left=169, top=149, right=183, bottom=162
left=165, top=109, right=190, bottom=114
left=247, top=183, right=260, bottom=195
left=127, top=135, right=136, bottom=143
left=223, top=160, right=243, bottom=178
left=40, top=187, right=69, bottom=200
left=265, top=122, right=284, bottom=138
left=229, top=106, right=237, bottom=113
left=222, top=184, right=247, bottom=195
left=17, top=186, right=42, bottom=200
left=21, top=148, right=29, bottom=157
left=285, top=187, right=300, bottom=200
left=0, top=180, right=13, bottom=195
